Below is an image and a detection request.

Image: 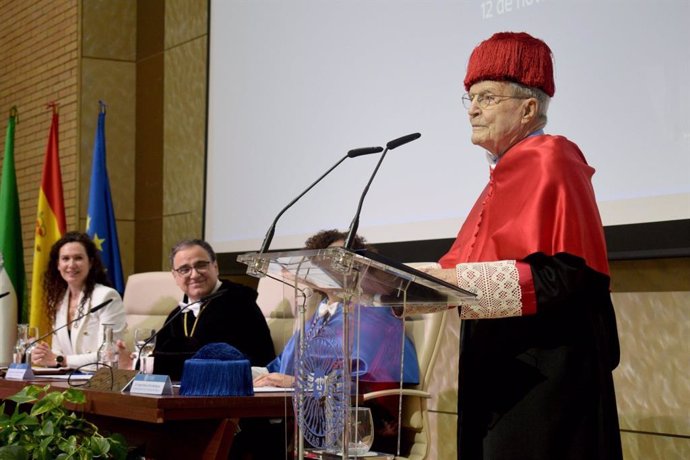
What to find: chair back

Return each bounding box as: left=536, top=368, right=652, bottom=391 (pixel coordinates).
left=122, top=271, right=180, bottom=349
left=360, top=261, right=447, bottom=460
left=256, top=276, right=297, bottom=355
left=402, top=310, right=447, bottom=459
left=405, top=310, right=447, bottom=393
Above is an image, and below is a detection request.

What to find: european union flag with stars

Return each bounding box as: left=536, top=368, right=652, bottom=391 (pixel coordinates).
left=86, top=103, right=124, bottom=295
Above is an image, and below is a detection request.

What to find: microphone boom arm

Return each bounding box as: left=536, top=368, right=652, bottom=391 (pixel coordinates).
left=27, top=298, right=114, bottom=348
left=344, top=149, right=390, bottom=249
left=135, top=289, right=227, bottom=369
left=259, top=156, right=349, bottom=254
left=344, top=133, right=421, bottom=249
left=257, top=146, right=383, bottom=254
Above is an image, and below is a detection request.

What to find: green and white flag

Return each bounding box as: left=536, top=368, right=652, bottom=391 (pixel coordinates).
left=0, top=107, right=26, bottom=363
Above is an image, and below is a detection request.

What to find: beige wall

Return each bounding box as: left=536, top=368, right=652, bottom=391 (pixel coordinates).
left=161, top=0, right=208, bottom=268
left=610, top=259, right=690, bottom=459
left=80, top=0, right=137, bottom=278
left=79, top=0, right=209, bottom=273
left=0, top=0, right=207, bottom=281
left=1, top=2, right=688, bottom=458
left=0, top=0, right=80, bottom=291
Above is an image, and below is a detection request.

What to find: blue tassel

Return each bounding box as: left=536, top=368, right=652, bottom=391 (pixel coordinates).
left=180, top=359, right=254, bottom=396
left=192, top=342, right=246, bottom=361
left=179, top=342, right=254, bottom=396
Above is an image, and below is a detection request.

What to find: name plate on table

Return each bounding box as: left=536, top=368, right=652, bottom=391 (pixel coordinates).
left=5, top=363, right=35, bottom=380
left=125, top=373, right=173, bottom=395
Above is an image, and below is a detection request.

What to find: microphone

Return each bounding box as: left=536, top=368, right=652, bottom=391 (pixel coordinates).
left=0, top=291, right=8, bottom=300
left=135, top=289, right=227, bottom=369
left=27, top=298, right=114, bottom=347
left=386, top=132, right=421, bottom=150
left=256, top=146, right=384, bottom=255
left=344, top=133, right=421, bottom=249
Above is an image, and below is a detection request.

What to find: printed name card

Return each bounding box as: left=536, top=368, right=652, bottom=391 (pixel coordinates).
left=5, top=363, right=35, bottom=380
left=126, top=373, right=173, bottom=395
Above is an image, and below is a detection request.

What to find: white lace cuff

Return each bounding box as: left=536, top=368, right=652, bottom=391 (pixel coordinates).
left=455, top=260, right=523, bottom=319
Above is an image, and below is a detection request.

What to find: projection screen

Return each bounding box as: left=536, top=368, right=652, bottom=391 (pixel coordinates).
left=205, top=0, right=690, bottom=255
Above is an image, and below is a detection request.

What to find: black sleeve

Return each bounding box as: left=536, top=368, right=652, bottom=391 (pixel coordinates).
left=152, top=307, right=180, bottom=351
left=525, top=252, right=600, bottom=312
left=221, top=281, right=276, bottom=367
left=151, top=306, right=198, bottom=379
left=524, top=252, right=620, bottom=369
left=151, top=281, right=276, bottom=376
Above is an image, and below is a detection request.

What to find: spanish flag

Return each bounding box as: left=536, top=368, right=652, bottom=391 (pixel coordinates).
left=30, top=104, right=66, bottom=340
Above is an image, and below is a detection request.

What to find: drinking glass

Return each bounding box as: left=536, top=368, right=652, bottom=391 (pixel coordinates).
left=14, top=324, right=39, bottom=364
left=343, top=406, right=374, bottom=456
left=13, top=324, right=29, bottom=364
left=133, top=328, right=156, bottom=373
left=24, top=326, right=39, bottom=364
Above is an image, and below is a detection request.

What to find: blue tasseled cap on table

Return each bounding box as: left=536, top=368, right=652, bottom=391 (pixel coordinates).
left=179, top=343, right=254, bottom=396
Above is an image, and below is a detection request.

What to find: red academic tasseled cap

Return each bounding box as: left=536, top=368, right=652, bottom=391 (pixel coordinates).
left=464, top=32, right=555, bottom=97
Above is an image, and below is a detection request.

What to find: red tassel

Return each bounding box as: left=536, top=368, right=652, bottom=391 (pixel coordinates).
left=464, top=32, right=555, bottom=97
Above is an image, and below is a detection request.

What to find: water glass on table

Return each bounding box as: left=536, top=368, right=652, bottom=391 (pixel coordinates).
left=14, top=324, right=39, bottom=364
left=24, top=326, right=39, bottom=364
left=341, top=406, right=374, bottom=456
left=133, top=328, right=156, bottom=373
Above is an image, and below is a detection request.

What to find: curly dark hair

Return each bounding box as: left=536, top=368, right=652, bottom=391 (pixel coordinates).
left=304, top=229, right=368, bottom=250
left=43, top=232, right=111, bottom=323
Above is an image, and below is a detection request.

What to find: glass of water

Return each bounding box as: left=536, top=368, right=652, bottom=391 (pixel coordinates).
left=24, top=326, right=39, bottom=364
left=345, top=406, right=374, bottom=456
left=133, top=328, right=156, bottom=373
left=13, top=324, right=30, bottom=363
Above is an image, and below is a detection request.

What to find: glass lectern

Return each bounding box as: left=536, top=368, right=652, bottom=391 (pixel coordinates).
left=238, top=247, right=475, bottom=459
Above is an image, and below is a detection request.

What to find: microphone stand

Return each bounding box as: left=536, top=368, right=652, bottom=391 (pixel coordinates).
left=27, top=298, right=114, bottom=348
left=344, top=133, right=421, bottom=249
left=134, top=289, right=227, bottom=371
left=257, top=146, right=383, bottom=255
left=336, top=133, right=419, bottom=458
left=25, top=298, right=114, bottom=365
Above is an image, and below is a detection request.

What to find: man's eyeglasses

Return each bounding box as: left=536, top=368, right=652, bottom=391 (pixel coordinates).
left=461, top=92, right=530, bottom=110
left=172, top=261, right=212, bottom=277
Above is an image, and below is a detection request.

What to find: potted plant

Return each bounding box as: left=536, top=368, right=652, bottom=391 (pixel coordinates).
left=0, top=384, right=128, bottom=459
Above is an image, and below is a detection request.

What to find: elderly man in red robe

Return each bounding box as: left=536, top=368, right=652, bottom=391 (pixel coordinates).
left=425, top=32, right=623, bottom=460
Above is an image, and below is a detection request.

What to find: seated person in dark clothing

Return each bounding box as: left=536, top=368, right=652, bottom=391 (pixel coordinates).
left=154, top=239, right=275, bottom=379
left=118, top=239, right=280, bottom=459
left=118, top=239, right=275, bottom=380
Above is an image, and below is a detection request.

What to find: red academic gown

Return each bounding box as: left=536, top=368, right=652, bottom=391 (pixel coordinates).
left=439, top=134, right=623, bottom=460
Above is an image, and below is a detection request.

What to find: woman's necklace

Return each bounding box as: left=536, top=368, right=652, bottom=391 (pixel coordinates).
left=68, top=293, right=80, bottom=322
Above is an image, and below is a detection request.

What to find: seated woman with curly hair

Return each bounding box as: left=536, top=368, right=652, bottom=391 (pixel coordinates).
left=31, top=231, right=126, bottom=369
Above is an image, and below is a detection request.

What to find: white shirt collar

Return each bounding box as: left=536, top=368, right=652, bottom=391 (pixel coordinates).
left=179, top=280, right=222, bottom=317
left=485, top=150, right=499, bottom=168
left=485, top=129, right=545, bottom=168
left=317, top=299, right=340, bottom=318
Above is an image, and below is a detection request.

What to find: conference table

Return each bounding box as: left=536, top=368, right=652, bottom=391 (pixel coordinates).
left=0, top=376, right=294, bottom=459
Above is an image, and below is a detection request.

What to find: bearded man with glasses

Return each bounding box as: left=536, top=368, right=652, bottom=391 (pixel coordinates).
left=420, top=32, right=623, bottom=459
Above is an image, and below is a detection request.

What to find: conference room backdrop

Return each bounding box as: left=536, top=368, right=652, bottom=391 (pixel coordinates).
left=0, top=1, right=687, bottom=458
